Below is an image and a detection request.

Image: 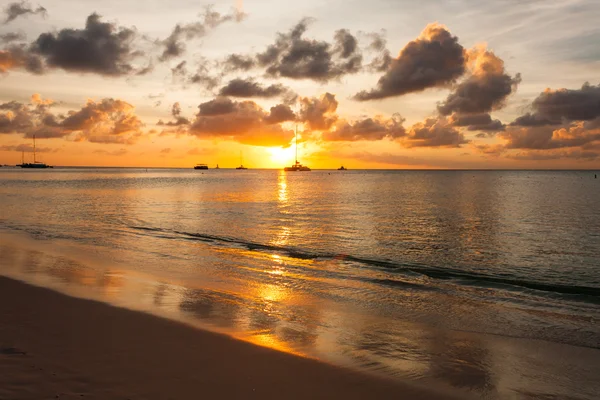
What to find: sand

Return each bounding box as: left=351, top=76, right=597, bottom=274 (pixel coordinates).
left=0, top=276, right=455, bottom=400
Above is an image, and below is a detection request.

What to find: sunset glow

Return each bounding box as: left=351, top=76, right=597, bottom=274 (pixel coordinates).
left=0, top=1, right=599, bottom=169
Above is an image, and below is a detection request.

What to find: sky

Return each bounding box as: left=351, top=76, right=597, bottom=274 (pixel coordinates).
left=1, top=0, right=599, bottom=169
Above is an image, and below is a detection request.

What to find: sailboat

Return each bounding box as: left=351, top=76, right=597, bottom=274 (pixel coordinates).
left=236, top=151, right=247, bottom=170
left=284, top=126, right=311, bottom=171
left=19, top=135, right=52, bottom=168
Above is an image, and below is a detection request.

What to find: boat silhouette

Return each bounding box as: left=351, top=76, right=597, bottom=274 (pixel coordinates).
left=236, top=151, right=247, bottom=170
left=18, top=135, right=52, bottom=168
left=284, top=126, right=310, bottom=171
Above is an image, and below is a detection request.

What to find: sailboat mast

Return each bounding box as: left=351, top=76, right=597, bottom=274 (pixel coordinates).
left=295, top=125, right=298, bottom=164
left=33, top=134, right=36, bottom=163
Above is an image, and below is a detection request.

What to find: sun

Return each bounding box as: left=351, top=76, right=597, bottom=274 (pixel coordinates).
left=268, top=146, right=295, bottom=165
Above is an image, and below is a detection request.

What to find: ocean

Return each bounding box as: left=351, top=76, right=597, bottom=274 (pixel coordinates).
left=1, top=168, right=599, bottom=399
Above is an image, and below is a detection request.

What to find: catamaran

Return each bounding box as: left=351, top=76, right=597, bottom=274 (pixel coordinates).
left=284, top=126, right=310, bottom=171
left=18, top=135, right=52, bottom=168
left=236, top=151, right=247, bottom=170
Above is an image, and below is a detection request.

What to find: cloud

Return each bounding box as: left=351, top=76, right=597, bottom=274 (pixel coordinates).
left=449, top=113, right=504, bottom=132
left=298, top=92, right=338, bottom=130
left=218, top=78, right=291, bottom=98
left=171, top=59, right=220, bottom=91
left=500, top=123, right=600, bottom=150
left=3, top=1, right=47, bottom=24
left=0, top=32, right=26, bottom=43
left=24, top=13, right=145, bottom=76
left=404, top=117, right=468, bottom=147
left=159, top=6, right=245, bottom=61
left=0, top=94, right=144, bottom=144
left=0, top=94, right=58, bottom=136
left=499, top=82, right=600, bottom=153
left=0, top=143, right=54, bottom=152
left=511, top=82, right=600, bottom=126
left=221, top=53, right=256, bottom=72
left=365, top=31, right=392, bottom=72
left=93, top=148, right=128, bottom=156
left=507, top=149, right=599, bottom=161
left=354, top=23, right=465, bottom=101
left=160, top=147, right=171, bottom=154
left=63, top=99, right=144, bottom=144
left=248, top=18, right=362, bottom=82
left=264, top=104, right=295, bottom=124
left=157, top=102, right=190, bottom=127
left=0, top=45, right=44, bottom=74
left=323, top=114, right=405, bottom=141
left=189, top=97, right=295, bottom=146
left=472, top=143, right=506, bottom=156
left=438, top=46, right=521, bottom=115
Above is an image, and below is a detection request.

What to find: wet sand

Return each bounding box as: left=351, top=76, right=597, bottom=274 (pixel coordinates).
left=0, top=276, right=456, bottom=400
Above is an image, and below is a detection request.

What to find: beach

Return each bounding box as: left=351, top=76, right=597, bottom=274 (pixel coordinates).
left=0, top=276, right=456, bottom=400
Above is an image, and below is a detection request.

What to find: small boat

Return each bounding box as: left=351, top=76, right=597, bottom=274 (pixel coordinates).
left=338, top=166, right=347, bottom=171
left=284, top=126, right=311, bottom=171
left=216, top=164, right=220, bottom=169
left=236, top=151, right=248, bottom=170
left=18, top=135, right=52, bottom=168
left=194, top=164, right=208, bottom=170
left=284, top=161, right=311, bottom=172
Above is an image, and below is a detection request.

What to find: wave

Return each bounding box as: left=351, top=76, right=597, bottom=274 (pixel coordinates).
left=130, top=225, right=600, bottom=300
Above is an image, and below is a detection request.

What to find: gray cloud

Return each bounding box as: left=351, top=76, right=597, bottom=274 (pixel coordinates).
left=159, top=6, right=245, bottom=61
left=449, top=113, right=505, bottom=132
left=404, top=117, right=468, bottom=147
left=365, top=31, right=392, bottom=72
left=0, top=32, right=26, bottom=43
left=29, top=13, right=144, bottom=76
left=221, top=53, right=256, bottom=72
left=3, top=1, right=47, bottom=24
left=511, top=113, right=554, bottom=127
left=252, top=18, right=362, bottom=82
left=501, top=82, right=600, bottom=153
left=298, top=92, right=338, bottom=130
left=511, top=82, right=600, bottom=126
left=438, top=47, right=521, bottom=115
left=218, top=78, right=291, bottom=98
left=157, top=102, right=190, bottom=127
left=264, top=104, right=296, bottom=124
left=323, top=114, right=405, bottom=141
left=500, top=124, right=600, bottom=150
left=354, top=23, right=465, bottom=101
left=171, top=59, right=220, bottom=91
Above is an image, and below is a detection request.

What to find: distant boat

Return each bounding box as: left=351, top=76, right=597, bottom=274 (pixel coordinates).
left=194, top=164, right=208, bottom=170
left=236, top=151, right=248, bottom=170
left=18, top=135, right=52, bottom=168
left=284, top=126, right=311, bottom=171
left=338, top=166, right=347, bottom=171
left=216, top=164, right=220, bottom=169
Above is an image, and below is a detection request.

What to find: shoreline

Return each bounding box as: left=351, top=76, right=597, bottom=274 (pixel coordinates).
left=0, top=275, right=457, bottom=400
